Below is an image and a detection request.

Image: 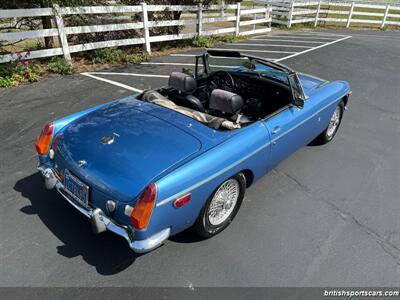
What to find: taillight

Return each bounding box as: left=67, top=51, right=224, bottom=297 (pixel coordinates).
left=348, top=91, right=353, bottom=97
left=35, top=122, right=54, bottom=155
left=131, top=183, right=157, bottom=230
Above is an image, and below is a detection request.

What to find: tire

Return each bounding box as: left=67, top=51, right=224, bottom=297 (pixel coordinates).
left=312, top=101, right=344, bottom=145
left=193, top=173, right=246, bottom=238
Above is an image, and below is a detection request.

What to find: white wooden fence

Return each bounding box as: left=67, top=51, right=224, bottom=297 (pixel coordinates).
left=0, top=3, right=272, bottom=64
left=270, top=1, right=400, bottom=28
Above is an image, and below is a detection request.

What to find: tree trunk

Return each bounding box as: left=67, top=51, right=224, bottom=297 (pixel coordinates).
left=41, top=16, right=54, bottom=48
left=40, top=0, right=54, bottom=48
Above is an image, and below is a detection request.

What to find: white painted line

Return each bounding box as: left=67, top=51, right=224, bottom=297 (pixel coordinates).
left=141, top=62, right=196, bottom=66
left=81, top=72, right=143, bottom=92
left=293, top=31, right=349, bottom=36
left=275, top=35, right=352, bottom=62
left=85, top=71, right=169, bottom=78
left=289, top=32, right=349, bottom=37
left=207, top=48, right=296, bottom=54
left=250, top=38, right=326, bottom=44
left=254, top=32, right=348, bottom=38
left=170, top=54, right=196, bottom=57
left=227, top=43, right=313, bottom=48
left=141, top=62, right=242, bottom=68
left=270, top=35, right=340, bottom=40
left=170, top=54, right=248, bottom=59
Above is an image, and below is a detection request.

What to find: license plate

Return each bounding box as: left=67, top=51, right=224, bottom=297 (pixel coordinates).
left=63, top=170, right=89, bottom=206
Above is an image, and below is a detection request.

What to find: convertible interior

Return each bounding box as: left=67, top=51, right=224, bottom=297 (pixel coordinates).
left=139, top=51, right=294, bottom=130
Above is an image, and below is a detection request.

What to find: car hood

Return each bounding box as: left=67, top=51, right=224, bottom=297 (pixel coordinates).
left=55, top=99, right=202, bottom=202
left=298, top=73, right=327, bottom=96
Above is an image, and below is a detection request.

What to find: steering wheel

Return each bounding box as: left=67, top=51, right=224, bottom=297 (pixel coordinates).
left=207, top=71, right=235, bottom=94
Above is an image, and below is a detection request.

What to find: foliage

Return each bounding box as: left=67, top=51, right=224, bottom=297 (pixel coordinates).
left=90, top=47, right=124, bottom=64
left=87, top=47, right=149, bottom=64
left=215, top=34, right=239, bottom=43
left=123, top=52, right=149, bottom=64
left=0, top=51, right=42, bottom=88
left=47, top=57, right=76, bottom=74
left=188, top=34, right=240, bottom=48
left=190, top=35, right=216, bottom=48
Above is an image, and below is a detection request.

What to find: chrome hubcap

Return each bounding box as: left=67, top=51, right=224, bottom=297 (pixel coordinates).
left=327, top=106, right=341, bottom=138
left=208, top=179, right=240, bottom=226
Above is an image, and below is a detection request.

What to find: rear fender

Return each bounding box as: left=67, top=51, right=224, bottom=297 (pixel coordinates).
left=134, top=121, right=271, bottom=240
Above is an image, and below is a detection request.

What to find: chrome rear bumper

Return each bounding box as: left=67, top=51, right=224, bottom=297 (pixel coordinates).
left=38, top=165, right=170, bottom=253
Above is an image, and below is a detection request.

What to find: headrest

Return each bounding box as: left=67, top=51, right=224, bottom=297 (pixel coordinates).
left=168, top=72, right=197, bottom=94
left=209, top=89, right=244, bottom=114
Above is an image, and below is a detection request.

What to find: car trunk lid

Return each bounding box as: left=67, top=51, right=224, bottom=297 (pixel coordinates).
left=55, top=100, right=202, bottom=202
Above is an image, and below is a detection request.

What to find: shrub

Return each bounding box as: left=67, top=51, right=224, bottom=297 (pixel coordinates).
left=91, top=47, right=123, bottom=64
left=191, top=36, right=216, bottom=48
left=123, top=52, right=149, bottom=64
left=0, top=51, right=42, bottom=88
left=216, top=34, right=238, bottom=43
left=47, top=57, right=75, bottom=74
left=0, top=74, right=23, bottom=88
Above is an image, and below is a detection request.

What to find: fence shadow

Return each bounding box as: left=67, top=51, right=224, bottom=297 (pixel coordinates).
left=14, top=172, right=140, bottom=275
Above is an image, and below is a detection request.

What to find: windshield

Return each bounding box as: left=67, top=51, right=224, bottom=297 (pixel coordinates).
left=206, top=55, right=289, bottom=85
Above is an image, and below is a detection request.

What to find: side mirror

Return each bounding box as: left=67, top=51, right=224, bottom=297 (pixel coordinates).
left=293, top=97, right=304, bottom=109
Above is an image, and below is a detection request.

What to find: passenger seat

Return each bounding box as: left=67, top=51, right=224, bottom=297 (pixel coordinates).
left=168, top=72, right=205, bottom=112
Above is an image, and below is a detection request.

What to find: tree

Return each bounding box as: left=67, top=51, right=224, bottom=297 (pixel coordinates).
left=1, top=0, right=105, bottom=48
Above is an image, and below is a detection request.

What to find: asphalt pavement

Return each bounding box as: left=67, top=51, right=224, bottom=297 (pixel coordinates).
left=0, top=29, right=399, bottom=287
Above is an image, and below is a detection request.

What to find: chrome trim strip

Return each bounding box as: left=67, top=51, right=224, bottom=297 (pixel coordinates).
left=157, top=98, right=340, bottom=207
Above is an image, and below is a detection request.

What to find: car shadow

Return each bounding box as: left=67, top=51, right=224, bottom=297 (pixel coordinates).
left=169, top=228, right=205, bottom=244
left=14, top=172, right=141, bottom=275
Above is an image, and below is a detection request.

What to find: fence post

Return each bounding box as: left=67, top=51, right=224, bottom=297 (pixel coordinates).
left=266, top=5, right=272, bottom=25
left=53, top=4, right=71, bottom=63
left=220, top=0, right=225, bottom=17
left=253, top=3, right=257, bottom=31
left=381, top=4, right=390, bottom=29
left=197, top=3, right=203, bottom=36
left=235, top=2, right=241, bottom=36
left=314, top=0, right=321, bottom=27
left=288, top=1, right=294, bottom=28
left=346, top=2, right=355, bottom=28
left=141, top=2, right=151, bottom=54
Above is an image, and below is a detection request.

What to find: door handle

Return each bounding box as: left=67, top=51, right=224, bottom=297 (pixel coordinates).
left=271, top=126, right=282, bottom=135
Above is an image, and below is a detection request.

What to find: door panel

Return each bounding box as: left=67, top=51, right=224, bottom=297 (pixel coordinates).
left=263, top=96, right=330, bottom=170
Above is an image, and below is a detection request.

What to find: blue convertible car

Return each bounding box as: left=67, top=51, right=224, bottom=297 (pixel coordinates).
left=36, top=50, right=351, bottom=253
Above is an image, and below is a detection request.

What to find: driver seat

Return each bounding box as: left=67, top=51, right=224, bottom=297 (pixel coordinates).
left=168, top=72, right=205, bottom=112
left=209, top=89, right=252, bottom=125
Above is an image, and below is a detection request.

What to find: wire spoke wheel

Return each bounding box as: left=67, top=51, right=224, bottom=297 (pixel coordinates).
left=327, top=105, right=342, bottom=138
left=208, top=179, right=240, bottom=226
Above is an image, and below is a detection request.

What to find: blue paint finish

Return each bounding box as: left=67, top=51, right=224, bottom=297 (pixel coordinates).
left=36, top=69, right=350, bottom=244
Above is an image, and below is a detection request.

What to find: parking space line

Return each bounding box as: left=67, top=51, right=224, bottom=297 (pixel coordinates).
left=84, top=72, right=169, bottom=78
left=82, top=72, right=143, bottom=92
left=293, top=32, right=349, bottom=37
left=226, top=43, right=313, bottom=48
left=255, top=34, right=340, bottom=40
left=170, top=54, right=196, bottom=57
left=272, top=35, right=339, bottom=40
left=275, top=35, right=352, bottom=62
left=141, top=62, right=242, bottom=68
left=207, top=48, right=296, bottom=54
left=251, top=38, right=326, bottom=44
left=141, top=62, right=197, bottom=66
